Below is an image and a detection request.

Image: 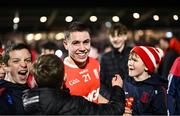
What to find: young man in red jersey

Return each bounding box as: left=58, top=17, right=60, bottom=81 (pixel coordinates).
left=63, top=21, right=102, bottom=103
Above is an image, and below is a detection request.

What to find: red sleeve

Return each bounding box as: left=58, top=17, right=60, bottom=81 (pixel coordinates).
left=170, top=57, right=180, bottom=76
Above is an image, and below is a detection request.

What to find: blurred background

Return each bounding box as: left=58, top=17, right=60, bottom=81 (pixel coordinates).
left=0, top=0, right=179, bottom=58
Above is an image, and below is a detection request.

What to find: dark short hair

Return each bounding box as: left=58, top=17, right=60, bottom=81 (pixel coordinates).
left=41, top=41, right=58, bottom=51
left=32, top=54, right=64, bottom=88
left=162, top=37, right=170, bottom=42
left=109, top=23, right=127, bottom=36
left=64, top=21, right=91, bottom=40
left=3, top=43, right=32, bottom=65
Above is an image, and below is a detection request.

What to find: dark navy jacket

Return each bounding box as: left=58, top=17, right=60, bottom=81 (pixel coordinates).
left=0, top=80, right=29, bottom=114
left=167, top=75, right=180, bottom=115
left=100, top=46, right=131, bottom=99
left=123, top=74, right=167, bottom=115
left=167, top=56, right=180, bottom=115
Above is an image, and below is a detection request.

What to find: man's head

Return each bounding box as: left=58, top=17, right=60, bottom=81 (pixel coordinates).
left=63, top=21, right=91, bottom=67
left=159, top=37, right=170, bottom=50
left=40, top=41, right=59, bottom=55
left=3, top=43, right=32, bottom=84
left=108, top=23, right=128, bottom=51
left=32, top=54, right=64, bottom=88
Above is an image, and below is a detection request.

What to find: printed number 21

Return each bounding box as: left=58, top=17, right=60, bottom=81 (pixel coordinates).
left=82, top=73, right=91, bottom=82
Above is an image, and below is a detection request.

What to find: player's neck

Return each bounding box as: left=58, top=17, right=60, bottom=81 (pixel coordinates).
left=67, top=56, right=86, bottom=68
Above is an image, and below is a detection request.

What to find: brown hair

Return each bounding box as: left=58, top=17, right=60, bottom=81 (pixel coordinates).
left=32, top=54, right=64, bottom=88
left=64, top=21, right=91, bottom=40
left=109, top=23, right=127, bottom=37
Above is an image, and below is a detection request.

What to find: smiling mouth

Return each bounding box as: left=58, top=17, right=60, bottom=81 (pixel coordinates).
left=18, top=71, right=28, bottom=76
left=129, top=68, right=134, bottom=71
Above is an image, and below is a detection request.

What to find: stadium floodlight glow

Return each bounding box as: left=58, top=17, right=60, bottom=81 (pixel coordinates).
left=40, top=16, right=47, bottom=23
left=133, top=12, right=140, bottom=19
left=65, top=16, right=73, bottom=22
left=34, top=33, right=42, bottom=40
left=13, top=23, right=18, bottom=30
left=153, top=15, right=159, bottom=21
left=13, top=17, right=20, bottom=23
left=90, top=16, right=97, bottom=22
left=112, top=16, right=120, bottom=22
left=55, top=49, right=63, bottom=58
left=166, top=32, right=173, bottom=38
left=55, top=33, right=64, bottom=40
left=173, top=15, right=178, bottom=21
left=26, top=34, right=34, bottom=41
left=105, top=21, right=112, bottom=28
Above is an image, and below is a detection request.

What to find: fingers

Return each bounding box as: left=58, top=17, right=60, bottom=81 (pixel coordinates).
left=112, top=74, right=120, bottom=81
left=112, top=74, right=123, bottom=87
left=123, top=107, right=132, bottom=116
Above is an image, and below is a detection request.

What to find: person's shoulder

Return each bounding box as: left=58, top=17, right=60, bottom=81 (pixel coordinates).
left=101, top=50, right=113, bottom=59
left=88, top=57, right=100, bottom=65
left=124, top=45, right=132, bottom=52
left=170, top=56, right=180, bottom=76
left=0, top=80, right=14, bottom=89
left=89, top=57, right=99, bottom=62
left=0, top=79, right=7, bottom=86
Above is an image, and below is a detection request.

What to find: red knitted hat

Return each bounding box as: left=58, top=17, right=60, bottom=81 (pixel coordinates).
left=131, top=46, right=164, bottom=73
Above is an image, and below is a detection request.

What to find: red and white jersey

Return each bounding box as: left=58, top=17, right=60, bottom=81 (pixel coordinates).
left=64, top=57, right=100, bottom=103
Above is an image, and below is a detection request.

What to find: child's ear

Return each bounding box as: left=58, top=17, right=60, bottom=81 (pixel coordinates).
left=4, top=66, right=11, bottom=81
left=144, top=67, right=148, bottom=72
left=4, top=66, right=11, bottom=73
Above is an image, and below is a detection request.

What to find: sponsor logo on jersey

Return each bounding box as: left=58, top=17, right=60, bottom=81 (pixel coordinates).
left=83, top=88, right=99, bottom=102
left=69, top=78, right=80, bottom=86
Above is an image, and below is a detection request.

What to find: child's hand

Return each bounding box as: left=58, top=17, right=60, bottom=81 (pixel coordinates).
left=123, top=107, right=132, bottom=116
left=112, top=74, right=123, bottom=88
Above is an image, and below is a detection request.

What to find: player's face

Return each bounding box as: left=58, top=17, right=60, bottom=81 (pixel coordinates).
left=64, top=31, right=91, bottom=66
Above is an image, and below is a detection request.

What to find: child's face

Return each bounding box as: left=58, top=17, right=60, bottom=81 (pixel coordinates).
left=128, top=53, right=146, bottom=78
left=7, top=49, right=32, bottom=84
left=109, top=32, right=127, bottom=49
left=0, top=63, right=6, bottom=80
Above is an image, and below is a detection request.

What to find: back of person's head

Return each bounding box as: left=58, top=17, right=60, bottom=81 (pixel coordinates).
left=109, top=23, right=127, bottom=37
left=40, top=41, right=58, bottom=55
left=64, top=21, right=91, bottom=40
left=3, top=43, right=32, bottom=65
left=162, top=37, right=170, bottom=43
left=130, top=46, right=164, bottom=73
left=32, top=54, right=64, bottom=88
left=159, top=37, right=170, bottom=50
